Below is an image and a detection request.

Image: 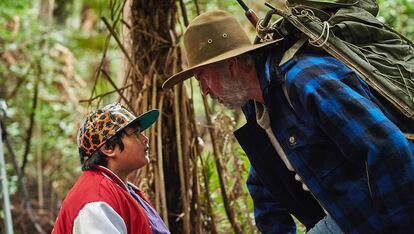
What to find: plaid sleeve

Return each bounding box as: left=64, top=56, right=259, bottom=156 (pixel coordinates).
left=285, top=55, right=414, bottom=228
left=247, top=166, right=296, bottom=234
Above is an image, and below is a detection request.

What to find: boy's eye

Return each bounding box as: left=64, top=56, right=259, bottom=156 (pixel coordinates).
left=126, top=128, right=140, bottom=136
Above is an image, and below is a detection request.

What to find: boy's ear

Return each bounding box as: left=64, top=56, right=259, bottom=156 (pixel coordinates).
left=100, top=145, right=117, bottom=158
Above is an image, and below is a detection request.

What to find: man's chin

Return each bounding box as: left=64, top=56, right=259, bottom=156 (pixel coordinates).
left=221, top=101, right=246, bottom=109
left=216, top=95, right=248, bottom=109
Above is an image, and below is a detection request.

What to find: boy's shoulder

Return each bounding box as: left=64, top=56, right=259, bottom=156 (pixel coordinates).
left=61, top=170, right=124, bottom=208
left=53, top=170, right=138, bottom=233
left=62, top=170, right=105, bottom=204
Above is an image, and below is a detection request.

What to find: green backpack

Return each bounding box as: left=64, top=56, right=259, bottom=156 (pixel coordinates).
left=256, top=0, right=414, bottom=127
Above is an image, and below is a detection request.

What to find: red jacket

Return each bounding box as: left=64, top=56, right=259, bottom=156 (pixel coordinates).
left=52, top=166, right=152, bottom=234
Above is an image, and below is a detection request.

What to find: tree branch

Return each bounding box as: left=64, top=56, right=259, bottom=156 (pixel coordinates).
left=79, top=84, right=132, bottom=103
left=20, top=61, right=40, bottom=175
left=100, top=68, right=135, bottom=110
left=1, top=120, right=46, bottom=234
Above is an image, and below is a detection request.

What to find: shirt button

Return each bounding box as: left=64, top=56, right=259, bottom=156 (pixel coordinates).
left=288, top=136, right=296, bottom=146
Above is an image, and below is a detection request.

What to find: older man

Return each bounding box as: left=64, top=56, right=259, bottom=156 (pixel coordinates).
left=163, top=9, right=414, bottom=234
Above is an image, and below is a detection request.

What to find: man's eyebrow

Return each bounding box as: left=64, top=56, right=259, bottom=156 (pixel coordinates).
left=195, top=69, right=206, bottom=80
left=194, top=72, right=201, bottom=80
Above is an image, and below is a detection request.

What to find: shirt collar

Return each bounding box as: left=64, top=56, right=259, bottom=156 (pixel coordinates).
left=94, top=165, right=129, bottom=192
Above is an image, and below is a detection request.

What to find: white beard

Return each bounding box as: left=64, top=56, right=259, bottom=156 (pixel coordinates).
left=218, top=74, right=250, bottom=109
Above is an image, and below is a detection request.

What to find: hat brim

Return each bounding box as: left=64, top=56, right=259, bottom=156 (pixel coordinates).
left=162, top=39, right=282, bottom=89
left=126, top=109, right=159, bottom=132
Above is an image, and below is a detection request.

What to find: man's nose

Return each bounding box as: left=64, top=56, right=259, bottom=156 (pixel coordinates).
left=199, top=80, right=210, bottom=96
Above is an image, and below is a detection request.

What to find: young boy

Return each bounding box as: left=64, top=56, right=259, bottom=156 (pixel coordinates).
left=52, top=103, right=170, bottom=234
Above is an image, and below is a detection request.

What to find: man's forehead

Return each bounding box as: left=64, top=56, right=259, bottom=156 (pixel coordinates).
left=194, top=66, right=208, bottom=74
left=194, top=62, right=223, bottom=75
left=193, top=67, right=208, bottom=80
left=193, top=68, right=210, bottom=81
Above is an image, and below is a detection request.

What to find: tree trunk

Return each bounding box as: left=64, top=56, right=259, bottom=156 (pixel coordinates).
left=128, top=1, right=194, bottom=233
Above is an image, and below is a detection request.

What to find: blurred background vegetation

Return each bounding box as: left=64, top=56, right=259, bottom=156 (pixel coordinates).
left=0, top=0, right=413, bottom=233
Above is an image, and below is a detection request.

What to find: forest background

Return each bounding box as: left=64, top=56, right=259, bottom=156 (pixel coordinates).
left=0, top=0, right=413, bottom=233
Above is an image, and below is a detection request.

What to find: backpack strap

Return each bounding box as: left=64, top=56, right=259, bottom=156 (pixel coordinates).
left=279, top=37, right=307, bottom=66
left=278, top=37, right=307, bottom=113
left=404, top=133, right=414, bottom=141
left=281, top=77, right=295, bottom=112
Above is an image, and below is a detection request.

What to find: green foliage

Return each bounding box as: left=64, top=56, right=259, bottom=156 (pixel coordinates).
left=0, top=0, right=122, bottom=213
left=0, top=0, right=31, bottom=16
left=378, top=0, right=414, bottom=40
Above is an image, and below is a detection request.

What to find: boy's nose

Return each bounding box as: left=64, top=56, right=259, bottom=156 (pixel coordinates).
left=141, top=134, right=148, bottom=144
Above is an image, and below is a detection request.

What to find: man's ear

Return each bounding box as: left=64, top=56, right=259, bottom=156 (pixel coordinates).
left=100, top=145, right=117, bottom=158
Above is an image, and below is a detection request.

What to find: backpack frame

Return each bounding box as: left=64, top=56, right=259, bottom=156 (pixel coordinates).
left=255, top=1, right=414, bottom=122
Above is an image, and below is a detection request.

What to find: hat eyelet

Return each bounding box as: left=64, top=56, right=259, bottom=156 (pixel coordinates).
left=222, top=33, right=228, bottom=38
left=207, top=39, right=213, bottom=44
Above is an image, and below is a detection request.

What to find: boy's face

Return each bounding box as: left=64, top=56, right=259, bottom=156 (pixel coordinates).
left=114, top=126, right=150, bottom=172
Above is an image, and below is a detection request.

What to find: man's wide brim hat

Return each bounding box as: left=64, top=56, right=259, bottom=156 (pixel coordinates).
left=162, top=10, right=282, bottom=89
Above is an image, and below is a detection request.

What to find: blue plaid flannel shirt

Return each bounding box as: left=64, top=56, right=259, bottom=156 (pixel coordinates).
left=246, top=48, right=414, bottom=233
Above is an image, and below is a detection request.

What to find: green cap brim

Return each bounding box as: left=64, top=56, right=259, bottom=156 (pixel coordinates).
left=126, top=109, right=159, bottom=132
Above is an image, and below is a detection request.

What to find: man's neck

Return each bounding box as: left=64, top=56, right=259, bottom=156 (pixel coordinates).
left=244, top=67, right=264, bottom=103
